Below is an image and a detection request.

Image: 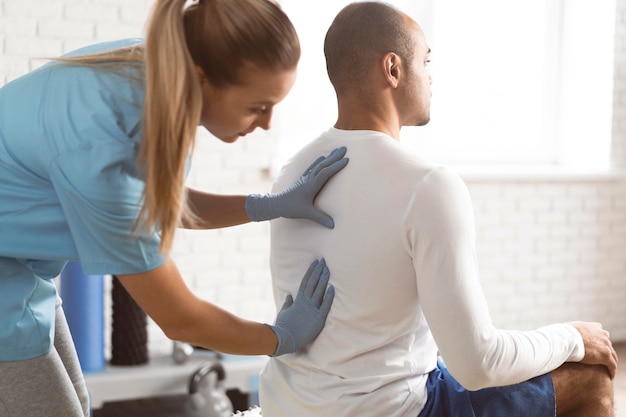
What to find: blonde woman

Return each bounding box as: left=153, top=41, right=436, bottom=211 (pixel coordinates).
left=0, top=0, right=346, bottom=415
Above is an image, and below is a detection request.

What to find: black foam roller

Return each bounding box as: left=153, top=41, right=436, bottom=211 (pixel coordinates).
left=110, top=275, right=148, bottom=365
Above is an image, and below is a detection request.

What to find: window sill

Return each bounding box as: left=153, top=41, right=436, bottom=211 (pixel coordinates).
left=450, top=165, right=626, bottom=183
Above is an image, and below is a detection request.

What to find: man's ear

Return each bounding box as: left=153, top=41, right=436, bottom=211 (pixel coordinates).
left=382, top=52, right=402, bottom=88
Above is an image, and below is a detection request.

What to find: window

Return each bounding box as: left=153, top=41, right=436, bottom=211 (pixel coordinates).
left=273, top=0, right=616, bottom=170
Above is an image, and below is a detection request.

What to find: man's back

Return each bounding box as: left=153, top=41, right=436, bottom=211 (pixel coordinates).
left=260, top=128, right=459, bottom=416
left=260, top=128, right=584, bottom=417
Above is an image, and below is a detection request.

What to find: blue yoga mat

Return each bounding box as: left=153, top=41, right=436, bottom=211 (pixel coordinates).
left=60, top=261, right=105, bottom=373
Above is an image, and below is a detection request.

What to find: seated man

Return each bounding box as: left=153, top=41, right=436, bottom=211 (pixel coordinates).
left=260, top=2, right=617, bottom=416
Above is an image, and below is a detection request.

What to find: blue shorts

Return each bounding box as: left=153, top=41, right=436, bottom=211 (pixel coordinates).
left=418, top=358, right=555, bottom=417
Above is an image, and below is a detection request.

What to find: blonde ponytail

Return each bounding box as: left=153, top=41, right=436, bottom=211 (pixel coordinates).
left=138, top=0, right=202, bottom=254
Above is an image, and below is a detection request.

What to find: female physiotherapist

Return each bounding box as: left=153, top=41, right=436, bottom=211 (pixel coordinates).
left=0, top=0, right=346, bottom=415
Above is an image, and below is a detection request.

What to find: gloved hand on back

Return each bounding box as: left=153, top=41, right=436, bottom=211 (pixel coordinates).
left=267, top=259, right=334, bottom=356
left=245, top=147, right=349, bottom=229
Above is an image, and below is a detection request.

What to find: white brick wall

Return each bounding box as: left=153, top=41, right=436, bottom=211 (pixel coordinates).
left=467, top=177, right=626, bottom=336
left=0, top=0, right=152, bottom=84
left=1, top=0, right=626, bottom=360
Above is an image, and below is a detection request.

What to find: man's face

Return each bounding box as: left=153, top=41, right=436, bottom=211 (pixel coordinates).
left=400, top=19, right=432, bottom=127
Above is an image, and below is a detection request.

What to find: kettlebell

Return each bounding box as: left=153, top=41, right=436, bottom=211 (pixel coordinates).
left=188, top=361, right=234, bottom=417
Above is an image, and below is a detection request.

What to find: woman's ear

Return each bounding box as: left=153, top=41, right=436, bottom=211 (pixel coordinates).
left=382, top=52, right=401, bottom=89
left=195, top=65, right=216, bottom=100
left=195, top=65, right=208, bottom=85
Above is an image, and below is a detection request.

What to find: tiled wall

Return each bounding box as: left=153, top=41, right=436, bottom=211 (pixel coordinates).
left=1, top=0, right=625, bottom=359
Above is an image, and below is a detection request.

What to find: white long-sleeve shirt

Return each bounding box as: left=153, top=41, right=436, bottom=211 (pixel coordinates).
left=260, top=128, right=584, bottom=417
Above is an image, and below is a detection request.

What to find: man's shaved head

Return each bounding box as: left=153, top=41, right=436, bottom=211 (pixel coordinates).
left=324, top=2, right=416, bottom=96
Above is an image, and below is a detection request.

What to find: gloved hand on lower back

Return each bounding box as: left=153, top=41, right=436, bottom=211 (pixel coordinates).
left=245, top=147, right=349, bottom=228
left=268, top=259, right=335, bottom=356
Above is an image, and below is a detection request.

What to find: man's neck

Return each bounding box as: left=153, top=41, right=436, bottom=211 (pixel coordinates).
left=334, top=97, right=401, bottom=140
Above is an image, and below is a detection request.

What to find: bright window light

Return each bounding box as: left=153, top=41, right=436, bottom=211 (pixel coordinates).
left=273, top=0, right=616, bottom=171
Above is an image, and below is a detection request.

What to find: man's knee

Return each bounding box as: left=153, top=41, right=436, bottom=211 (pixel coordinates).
left=552, top=362, right=613, bottom=415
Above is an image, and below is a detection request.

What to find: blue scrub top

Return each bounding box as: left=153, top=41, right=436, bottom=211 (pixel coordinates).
left=0, top=39, right=165, bottom=360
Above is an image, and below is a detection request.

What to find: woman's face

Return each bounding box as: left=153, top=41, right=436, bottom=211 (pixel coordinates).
left=198, top=64, right=297, bottom=143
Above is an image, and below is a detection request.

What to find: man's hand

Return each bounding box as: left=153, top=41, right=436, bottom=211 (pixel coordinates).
left=570, top=321, right=618, bottom=379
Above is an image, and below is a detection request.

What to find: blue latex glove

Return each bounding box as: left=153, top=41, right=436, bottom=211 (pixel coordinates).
left=245, top=147, right=349, bottom=228
left=267, top=259, right=335, bottom=356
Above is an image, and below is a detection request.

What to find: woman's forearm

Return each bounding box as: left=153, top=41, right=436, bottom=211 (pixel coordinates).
left=166, top=299, right=278, bottom=355
left=183, top=187, right=250, bottom=229
left=117, top=258, right=278, bottom=356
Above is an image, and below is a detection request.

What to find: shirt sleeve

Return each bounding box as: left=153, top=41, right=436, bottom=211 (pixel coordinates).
left=49, top=142, right=164, bottom=275
left=407, top=167, right=584, bottom=391
left=41, top=53, right=164, bottom=275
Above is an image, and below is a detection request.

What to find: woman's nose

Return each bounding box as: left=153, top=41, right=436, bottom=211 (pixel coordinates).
left=257, top=108, right=273, bottom=131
